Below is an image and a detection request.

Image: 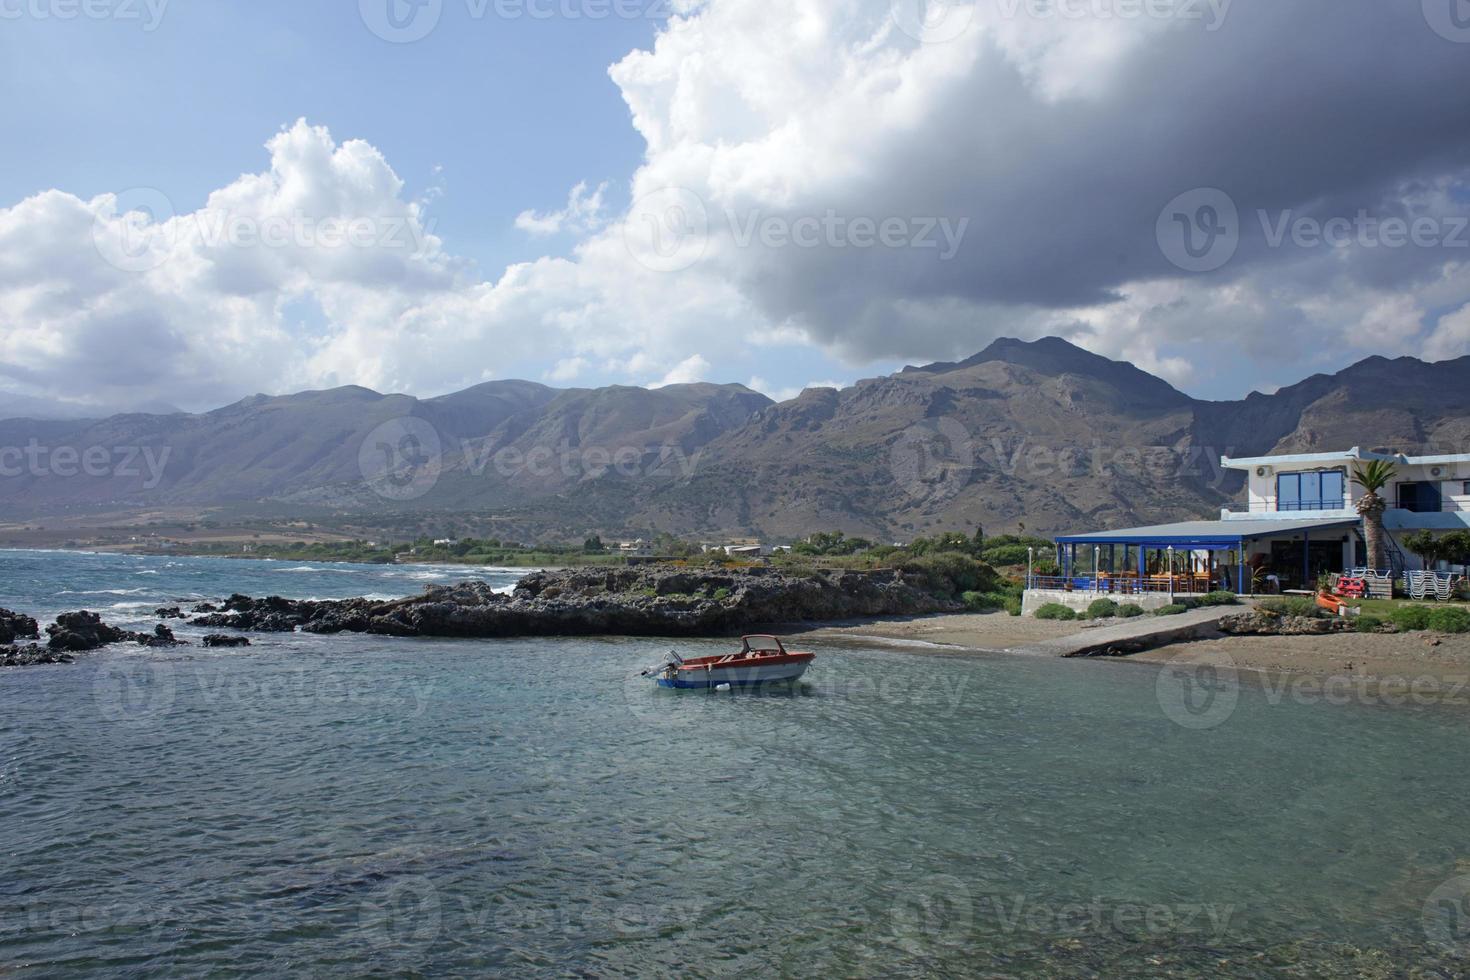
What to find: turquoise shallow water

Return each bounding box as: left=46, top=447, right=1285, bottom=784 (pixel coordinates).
left=4, top=551, right=1470, bottom=976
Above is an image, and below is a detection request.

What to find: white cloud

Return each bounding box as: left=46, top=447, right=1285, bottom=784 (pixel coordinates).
left=3, top=0, right=1470, bottom=413
left=1426, top=303, right=1470, bottom=362
left=654, top=354, right=711, bottom=387
left=514, top=180, right=609, bottom=237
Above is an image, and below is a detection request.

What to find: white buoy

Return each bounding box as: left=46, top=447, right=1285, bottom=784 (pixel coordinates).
left=715, top=683, right=732, bottom=692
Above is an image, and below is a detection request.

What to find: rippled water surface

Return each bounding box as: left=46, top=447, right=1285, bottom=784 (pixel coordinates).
left=4, top=550, right=1470, bottom=976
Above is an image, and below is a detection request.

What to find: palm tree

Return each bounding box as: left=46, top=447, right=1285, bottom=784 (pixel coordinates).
left=1351, top=459, right=1397, bottom=572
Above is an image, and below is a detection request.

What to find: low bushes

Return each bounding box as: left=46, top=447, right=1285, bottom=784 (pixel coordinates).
left=1197, top=591, right=1241, bottom=607
left=898, top=553, right=1002, bottom=600
left=1427, top=607, right=1470, bottom=634
left=963, top=591, right=1022, bottom=617
left=1086, top=598, right=1120, bottom=620
left=1154, top=604, right=1188, bottom=617
left=1034, top=603, right=1079, bottom=621
left=1117, top=604, right=1146, bottom=618
left=1355, top=615, right=1384, bottom=634
left=1389, top=605, right=1432, bottom=632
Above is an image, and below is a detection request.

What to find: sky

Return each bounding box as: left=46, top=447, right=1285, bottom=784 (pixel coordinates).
left=2, top=0, right=1470, bottom=417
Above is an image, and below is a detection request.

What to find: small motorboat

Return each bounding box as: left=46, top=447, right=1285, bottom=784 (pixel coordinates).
left=644, top=635, right=815, bottom=689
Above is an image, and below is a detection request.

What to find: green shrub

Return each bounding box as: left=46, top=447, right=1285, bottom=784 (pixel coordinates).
left=897, top=553, right=1001, bottom=599
left=1086, top=598, right=1120, bottom=620
left=1390, top=605, right=1433, bottom=632
left=1260, top=597, right=1324, bottom=619
left=1117, top=604, right=1146, bottom=618
left=1034, top=603, right=1079, bottom=621
left=1154, top=604, right=1188, bottom=616
left=1426, top=607, right=1470, bottom=634
left=1198, top=591, right=1241, bottom=607
left=1005, top=597, right=1023, bottom=617
left=963, top=591, right=1013, bottom=613
left=712, top=587, right=731, bottom=602
left=1355, top=615, right=1384, bottom=634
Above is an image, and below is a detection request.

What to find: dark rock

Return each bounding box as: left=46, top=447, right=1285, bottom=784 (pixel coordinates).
left=211, top=566, right=957, bottom=639
left=0, top=608, right=40, bottom=645
left=46, top=611, right=132, bottom=652
left=1, top=643, right=73, bottom=667
left=142, top=624, right=186, bottom=647
left=192, top=602, right=219, bottom=613
left=203, top=634, right=251, bottom=648
left=155, top=606, right=186, bottom=619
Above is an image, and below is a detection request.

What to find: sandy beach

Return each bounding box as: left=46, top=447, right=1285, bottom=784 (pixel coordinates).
left=811, top=610, right=1470, bottom=703
left=806, top=611, right=1088, bottom=651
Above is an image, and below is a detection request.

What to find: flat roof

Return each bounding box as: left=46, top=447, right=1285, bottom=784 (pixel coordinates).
left=1056, top=517, right=1361, bottom=548
left=1221, top=447, right=1470, bottom=470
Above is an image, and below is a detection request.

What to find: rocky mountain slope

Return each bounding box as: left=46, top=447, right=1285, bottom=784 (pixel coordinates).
left=2, top=338, right=1467, bottom=538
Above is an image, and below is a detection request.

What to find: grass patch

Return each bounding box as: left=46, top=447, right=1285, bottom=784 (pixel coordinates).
left=1427, top=607, right=1470, bottom=634
left=1154, top=604, right=1188, bottom=617
left=1259, top=597, right=1326, bottom=619
left=1197, top=591, right=1241, bottom=607
left=1355, top=615, right=1385, bottom=634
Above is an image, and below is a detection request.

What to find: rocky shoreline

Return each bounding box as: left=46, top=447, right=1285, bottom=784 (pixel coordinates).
left=0, top=565, right=959, bottom=666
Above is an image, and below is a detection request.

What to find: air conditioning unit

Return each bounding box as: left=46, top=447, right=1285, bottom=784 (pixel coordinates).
left=1430, top=466, right=1446, bottom=478
left=1255, top=465, right=1273, bottom=478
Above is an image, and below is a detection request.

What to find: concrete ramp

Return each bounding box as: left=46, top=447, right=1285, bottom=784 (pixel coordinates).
left=1011, top=607, right=1232, bottom=658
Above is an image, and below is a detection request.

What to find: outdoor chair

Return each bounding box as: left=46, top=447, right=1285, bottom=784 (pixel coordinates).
left=1434, top=574, right=1456, bottom=602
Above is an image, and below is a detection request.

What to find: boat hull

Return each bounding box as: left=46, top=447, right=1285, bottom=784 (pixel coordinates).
left=655, top=659, right=812, bottom=689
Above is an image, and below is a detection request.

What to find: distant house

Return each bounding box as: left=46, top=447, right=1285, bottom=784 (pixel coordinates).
left=618, top=539, right=652, bottom=557
left=433, top=538, right=458, bottom=547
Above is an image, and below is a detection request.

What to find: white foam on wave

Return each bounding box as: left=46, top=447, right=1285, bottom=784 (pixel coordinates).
left=56, top=588, right=151, bottom=597
left=275, top=565, right=361, bottom=574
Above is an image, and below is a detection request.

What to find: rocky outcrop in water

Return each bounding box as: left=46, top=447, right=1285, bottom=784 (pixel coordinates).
left=190, top=565, right=959, bottom=639
left=203, top=634, right=251, bottom=648
left=0, top=609, right=39, bottom=645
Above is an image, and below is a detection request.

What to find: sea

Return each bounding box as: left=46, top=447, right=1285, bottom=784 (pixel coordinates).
left=3, top=548, right=1470, bottom=976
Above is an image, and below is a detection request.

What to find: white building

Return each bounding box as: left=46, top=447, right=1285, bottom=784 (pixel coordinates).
left=1031, top=447, right=1470, bottom=610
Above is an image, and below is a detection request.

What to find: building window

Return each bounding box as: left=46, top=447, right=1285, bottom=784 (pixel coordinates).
left=1276, top=470, right=1346, bottom=512
left=1398, top=482, right=1444, bottom=514
left=1464, top=481, right=1470, bottom=496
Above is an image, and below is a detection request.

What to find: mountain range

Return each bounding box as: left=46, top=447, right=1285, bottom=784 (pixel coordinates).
left=2, top=337, right=1467, bottom=540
